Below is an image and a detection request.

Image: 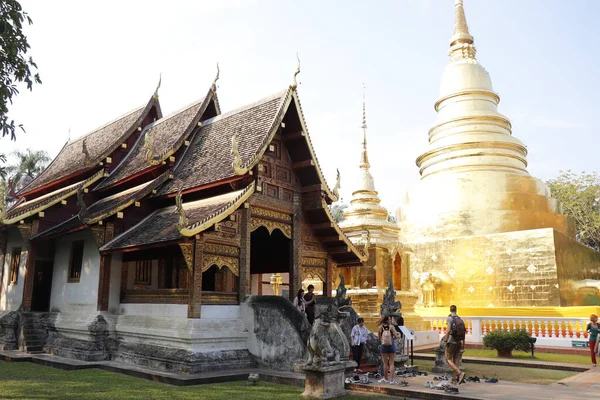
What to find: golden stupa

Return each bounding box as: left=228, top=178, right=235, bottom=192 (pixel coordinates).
left=339, top=92, right=427, bottom=331
left=397, top=0, right=600, bottom=309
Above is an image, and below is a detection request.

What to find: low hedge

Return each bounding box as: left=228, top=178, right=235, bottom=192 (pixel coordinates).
left=482, top=329, right=532, bottom=353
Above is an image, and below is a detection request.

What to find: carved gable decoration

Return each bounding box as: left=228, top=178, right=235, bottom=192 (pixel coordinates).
left=250, top=206, right=292, bottom=239
left=202, top=243, right=240, bottom=276
left=300, top=266, right=327, bottom=284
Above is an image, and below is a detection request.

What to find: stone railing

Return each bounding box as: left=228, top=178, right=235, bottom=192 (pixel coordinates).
left=423, top=316, right=592, bottom=348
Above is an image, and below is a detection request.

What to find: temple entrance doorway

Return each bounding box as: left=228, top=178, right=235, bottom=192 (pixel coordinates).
left=249, top=227, right=291, bottom=298
left=393, top=253, right=402, bottom=290
left=301, top=277, right=323, bottom=296
left=31, top=258, right=54, bottom=312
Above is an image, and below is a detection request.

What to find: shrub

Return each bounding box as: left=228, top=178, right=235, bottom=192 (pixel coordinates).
left=483, top=329, right=532, bottom=353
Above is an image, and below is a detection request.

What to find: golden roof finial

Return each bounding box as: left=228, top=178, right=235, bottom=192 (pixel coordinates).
left=77, top=186, right=89, bottom=222
left=153, top=73, right=162, bottom=100
left=231, top=129, right=248, bottom=175
left=291, top=53, right=300, bottom=90
left=175, top=190, right=189, bottom=231
left=332, top=168, right=341, bottom=200
left=213, top=63, right=220, bottom=88
left=359, top=84, right=370, bottom=170
left=449, top=0, right=476, bottom=61
left=82, top=137, right=92, bottom=167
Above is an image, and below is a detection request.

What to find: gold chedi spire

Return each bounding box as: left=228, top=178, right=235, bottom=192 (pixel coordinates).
left=340, top=87, right=398, bottom=242
left=398, top=0, right=570, bottom=242
left=359, top=85, right=370, bottom=170
left=416, top=0, right=526, bottom=180
left=449, top=0, right=476, bottom=61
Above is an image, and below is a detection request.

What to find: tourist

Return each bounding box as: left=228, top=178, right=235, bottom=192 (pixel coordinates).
left=393, top=314, right=404, bottom=339
left=444, top=305, right=466, bottom=384
left=587, top=314, right=599, bottom=366
left=304, top=285, right=317, bottom=325
left=351, top=317, right=369, bottom=372
left=293, top=289, right=306, bottom=314
left=377, top=315, right=402, bottom=384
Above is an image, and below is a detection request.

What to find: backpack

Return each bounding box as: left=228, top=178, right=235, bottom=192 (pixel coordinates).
left=381, top=327, right=393, bottom=346
left=451, top=316, right=466, bottom=341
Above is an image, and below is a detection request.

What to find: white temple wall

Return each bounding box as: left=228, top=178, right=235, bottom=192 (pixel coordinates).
left=0, top=230, right=26, bottom=311
left=108, top=252, right=122, bottom=314
left=49, top=230, right=100, bottom=313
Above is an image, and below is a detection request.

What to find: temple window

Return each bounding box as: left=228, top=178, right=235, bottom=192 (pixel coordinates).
left=202, top=265, right=238, bottom=293
left=9, top=247, right=21, bottom=285
left=134, top=260, right=152, bottom=285
left=68, top=240, right=84, bottom=283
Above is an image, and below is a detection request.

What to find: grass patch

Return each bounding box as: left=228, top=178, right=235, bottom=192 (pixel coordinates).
left=425, top=348, right=592, bottom=365
left=0, top=361, right=388, bottom=399
left=413, top=360, right=577, bottom=385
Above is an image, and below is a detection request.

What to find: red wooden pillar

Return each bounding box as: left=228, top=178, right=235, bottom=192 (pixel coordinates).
left=290, top=193, right=303, bottom=301
left=97, top=253, right=112, bottom=311
left=188, top=238, right=203, bottom=318
left=238, top=206, right=251, bottom=300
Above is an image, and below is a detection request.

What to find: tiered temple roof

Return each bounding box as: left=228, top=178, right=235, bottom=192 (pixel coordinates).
left=2, top=77, right=365, bottom=267
left=17, top=97, right=161, bottom=197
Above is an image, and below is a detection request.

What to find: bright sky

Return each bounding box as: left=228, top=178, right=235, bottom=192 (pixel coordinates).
left=2, top=0, right=599, bottom=214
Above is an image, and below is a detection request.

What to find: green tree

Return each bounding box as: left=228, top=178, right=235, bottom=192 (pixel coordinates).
left=0, top=0, right=42, bottom=140
left=547, top=171, right=600, bottom=250
left=6, top=148, right=50, bottom=191
left=329, top=203, right=348, bottom=223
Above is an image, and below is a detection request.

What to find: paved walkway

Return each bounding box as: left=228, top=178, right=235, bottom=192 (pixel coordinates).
left=413, top=352, right=590, bottom=371
left=349, top=369, right=600, bottom=400
left=2, top=349, right=599, bottom=399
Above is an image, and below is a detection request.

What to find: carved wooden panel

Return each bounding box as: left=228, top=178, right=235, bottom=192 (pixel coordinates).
left=275, top=166, right=291, bottom=184
left=179, top=242, right=193, bottom=271
left=250, top=217, right=292, bottom=239
left=281, top=189, right=293, bottom=202
left=300, top=266, right=327, bottom=283
left=265, top=183, right=278, bottom=199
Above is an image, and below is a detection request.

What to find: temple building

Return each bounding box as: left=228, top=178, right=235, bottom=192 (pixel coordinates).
left=397, top=0, right=600, bottom=309
left=0, top=70, right=367, bottom=369
left=338, top=94, right=428, bottom=331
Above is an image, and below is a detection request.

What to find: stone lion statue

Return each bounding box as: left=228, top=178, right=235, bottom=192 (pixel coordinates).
left=306, top=274, right=352, bottom=366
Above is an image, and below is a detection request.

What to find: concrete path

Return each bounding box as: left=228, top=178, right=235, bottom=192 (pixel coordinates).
left=348, top=372, right=597, bottom=400
left=413, top=352, right=590, bottom=371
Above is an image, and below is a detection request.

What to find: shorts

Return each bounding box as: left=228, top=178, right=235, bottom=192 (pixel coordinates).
left=445, top=342, right=461, bottom=364
left=380, top=344, right=396, bottom=354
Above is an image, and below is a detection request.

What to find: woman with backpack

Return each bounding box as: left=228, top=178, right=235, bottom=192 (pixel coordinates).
left=377, top=315, right=402, bottom=384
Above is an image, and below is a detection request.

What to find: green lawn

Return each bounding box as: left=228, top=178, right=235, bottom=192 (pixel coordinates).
left=0, top=361, right=387, bottom=400
left=428, top=348, right=593, bottom=365
left=413, top=359, right=577, bottom=385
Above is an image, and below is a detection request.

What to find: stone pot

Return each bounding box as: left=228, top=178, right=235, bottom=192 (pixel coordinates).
left=496, top=348, right=513, bottom=357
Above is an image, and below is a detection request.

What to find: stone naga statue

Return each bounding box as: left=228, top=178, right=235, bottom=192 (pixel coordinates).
left=380, top=277, right=402, bottom=318
left=306, top=274, right=352, bottom=366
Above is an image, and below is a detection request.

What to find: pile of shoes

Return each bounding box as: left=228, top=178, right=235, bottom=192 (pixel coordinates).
left=345, top=374, right=371, bottom=384
left=485, top=377, right=498, bottom=383
left=465, top=376, right=481, bottom=383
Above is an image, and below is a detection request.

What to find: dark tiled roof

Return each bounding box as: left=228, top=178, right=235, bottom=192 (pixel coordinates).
left=86, top=172, right=169, bottom=223
left=3, top=171, right=105, bottom=224
left=157, top=90, right=289, bottom=195
left=96, top=94, right=212, bottom=190
left=31, top=216, right=84, bottom=241
left=30, top=173, right=169, bottom=241
left=18, top=100, right=156, bottom=196
left=100, top=188, right=247, bottom=251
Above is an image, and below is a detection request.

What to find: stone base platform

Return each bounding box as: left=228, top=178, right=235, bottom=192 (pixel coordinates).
left=302, top=361, right=356, bottom=399
left=0, top=350, right=305, bottom=387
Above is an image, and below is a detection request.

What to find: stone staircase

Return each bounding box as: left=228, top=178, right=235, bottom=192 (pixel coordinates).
left=18, top=312, right=48, bottom=354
